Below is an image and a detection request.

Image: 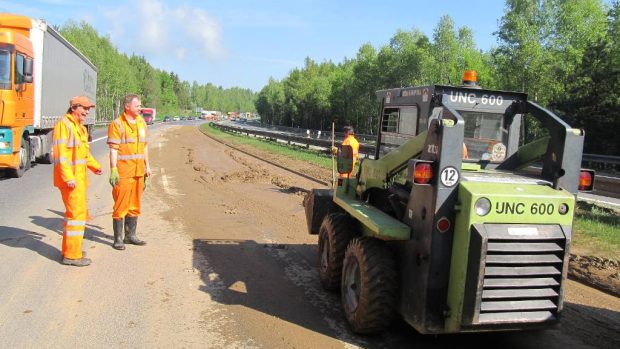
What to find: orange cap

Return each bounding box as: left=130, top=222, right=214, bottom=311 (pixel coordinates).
left=69, top=95, right=95, bottom=108
left=462, top=70, right=478, bottom=83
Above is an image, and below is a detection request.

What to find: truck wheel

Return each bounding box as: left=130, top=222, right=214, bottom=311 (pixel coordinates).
left=40, top=151, right=53, bottom=165
left=341, top=237, right=398, bottom=334
left=318, top=213, right=356, bottom=291
left=9, top=137, right=31, bottom=178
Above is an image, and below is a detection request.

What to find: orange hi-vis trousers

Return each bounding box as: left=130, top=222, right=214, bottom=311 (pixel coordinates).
left=112, top=176, right=144, bottom=219
left=60, top=184, right=87, bottom=259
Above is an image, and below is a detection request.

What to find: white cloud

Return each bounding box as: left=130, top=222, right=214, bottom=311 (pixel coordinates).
left=173, top=6, right=226, bottom=59
left=175, top=48, right=186, bottom=60
left=101, top=0, right=225, bottom=61
left=136, top=0, right=167, bottom=52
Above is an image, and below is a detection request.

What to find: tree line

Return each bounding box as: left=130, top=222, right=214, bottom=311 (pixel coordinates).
left=255, top=0, right=620, bottom=155
left=58, top=22, right=256, bottom=121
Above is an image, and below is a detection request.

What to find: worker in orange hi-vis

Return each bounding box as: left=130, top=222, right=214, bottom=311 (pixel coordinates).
left=331, top=126, right=360, bottom=178
left=53, top=95, right=102, bottom=267
left=107, top=94, right=151, bottom=250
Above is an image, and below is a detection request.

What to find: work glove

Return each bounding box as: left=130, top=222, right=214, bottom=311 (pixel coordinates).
left=109, top=167, right=119, bottom=187
left=331, top=146, right=338, bottom=155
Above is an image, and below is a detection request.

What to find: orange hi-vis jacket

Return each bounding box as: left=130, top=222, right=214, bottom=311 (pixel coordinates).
left=52, top=113, right=101, bottom=188
left=340, top=134, right=360, bottom=178
left=107, top=113, right=148, bottom=178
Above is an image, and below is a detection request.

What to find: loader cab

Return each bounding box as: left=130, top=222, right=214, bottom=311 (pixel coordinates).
left=375, top=84, right=527, bottom=170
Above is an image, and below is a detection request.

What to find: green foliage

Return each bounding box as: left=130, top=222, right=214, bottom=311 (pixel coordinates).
left=255, top=0, right=616, bottom=156
left=57, top=22, right=256, bottom=121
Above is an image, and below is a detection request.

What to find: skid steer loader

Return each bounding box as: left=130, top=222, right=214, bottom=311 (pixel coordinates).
left=304, top=71, right=594, bottom=334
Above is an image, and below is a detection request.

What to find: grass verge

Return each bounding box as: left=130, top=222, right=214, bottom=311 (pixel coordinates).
left=573, top=201, right=620, bottom=259
left=201, top=122, right=619, bottom=259
left=200, top=123, right=332, bottom=169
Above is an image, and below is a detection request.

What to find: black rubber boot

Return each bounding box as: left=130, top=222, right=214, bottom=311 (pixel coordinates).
left=113, top=218, right=125, bottom=250
left=124, top=216, right=146, bottom=245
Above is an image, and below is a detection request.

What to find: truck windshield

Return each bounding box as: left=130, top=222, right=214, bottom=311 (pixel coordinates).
left=0, top=49, right=10, bottom=89
left=460, top=111, right=507, bottom=162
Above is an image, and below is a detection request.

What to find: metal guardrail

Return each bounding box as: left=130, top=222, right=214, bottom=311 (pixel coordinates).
left=212, top=122, right=620, bottom=199
left=213, top=123, right=376, bottom=155
left=582, top=153, right=620, bottom=173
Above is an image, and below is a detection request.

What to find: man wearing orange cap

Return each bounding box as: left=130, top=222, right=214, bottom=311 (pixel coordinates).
left=52, top=95, right=102, bottom=267
left=107, top=94, right=151, bottom=250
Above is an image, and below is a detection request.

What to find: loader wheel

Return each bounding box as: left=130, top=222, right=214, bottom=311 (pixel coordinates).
left=341, top=237, right=398, bottom=334
left=9, top=137, right=31, bottom=178
left=318, top=213, right=356, bottom=291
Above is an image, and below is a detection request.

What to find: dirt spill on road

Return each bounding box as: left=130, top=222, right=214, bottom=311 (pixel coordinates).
left=150, top=125, right=620, bottom=349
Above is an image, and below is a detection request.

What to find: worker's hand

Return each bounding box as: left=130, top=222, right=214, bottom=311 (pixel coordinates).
left=331, top=146, right=338, bottom=155
left=109, top=167, right=119, bottom=187
left=145, top=165, right=152, bottom=177
left=143, top=175, right=149, bottom=191
left=66, top=180, right=76, bottom=189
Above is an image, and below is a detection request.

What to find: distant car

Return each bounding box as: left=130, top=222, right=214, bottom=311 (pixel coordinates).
left=163, top=116, right=171, bottom=122
left=187, top=116, right=194, bottom=120
left=173, top=116, right=180, bottom=121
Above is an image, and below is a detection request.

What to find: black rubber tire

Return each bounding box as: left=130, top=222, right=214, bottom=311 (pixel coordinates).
left=40, top=151, right=53, bottom=165
left=9, top=137, right=31, bottom=178
left=341, top=237, right=398, bottom=334
left=318, top=213, right=357, bottom=291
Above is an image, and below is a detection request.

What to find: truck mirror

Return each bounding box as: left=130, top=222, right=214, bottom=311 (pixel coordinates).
left=337, top=145, right=354, bottom=174
left=23, top=58, right=33, bottom=83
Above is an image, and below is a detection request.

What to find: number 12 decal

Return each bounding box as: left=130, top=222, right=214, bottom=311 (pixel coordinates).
left=440, top=166, right=459, bottom=187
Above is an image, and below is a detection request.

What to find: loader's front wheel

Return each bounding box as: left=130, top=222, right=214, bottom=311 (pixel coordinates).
left=318, top=213, right=356, bottom=291
left=341, top=237, right=398, bottom=334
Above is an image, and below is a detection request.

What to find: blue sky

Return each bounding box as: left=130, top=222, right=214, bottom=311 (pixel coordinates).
left=2, top=0, right=510, bottom=91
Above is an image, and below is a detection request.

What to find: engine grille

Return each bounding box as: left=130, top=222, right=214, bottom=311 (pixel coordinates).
left=463, top=224, right=568, bottom=325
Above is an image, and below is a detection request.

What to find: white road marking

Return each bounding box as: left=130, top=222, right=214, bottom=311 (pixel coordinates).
left=90, top=135, right=107, bottom=143
left=160, top=167, right=171, bottom=195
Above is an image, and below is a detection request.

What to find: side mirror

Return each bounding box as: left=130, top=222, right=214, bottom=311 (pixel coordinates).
left=337, top=145, right=354, bottom=174
left=23, top=58, right=33, bottom=83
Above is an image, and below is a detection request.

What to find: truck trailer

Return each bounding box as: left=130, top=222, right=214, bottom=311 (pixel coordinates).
left=0, top=14, right=97, bottom=177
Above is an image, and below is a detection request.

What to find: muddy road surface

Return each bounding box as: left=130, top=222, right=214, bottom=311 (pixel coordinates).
left=149, top=125, right=620, bottom=349
left=0, top=123, right=617, bottom=348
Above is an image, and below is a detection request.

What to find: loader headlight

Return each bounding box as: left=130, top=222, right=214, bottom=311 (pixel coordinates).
left=558, top=203, right=569, bottom=215
left=475, top=197, right=491, bottom=216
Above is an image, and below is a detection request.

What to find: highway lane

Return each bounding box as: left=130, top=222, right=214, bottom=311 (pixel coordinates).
left=0, top=121, right=222, bottom=348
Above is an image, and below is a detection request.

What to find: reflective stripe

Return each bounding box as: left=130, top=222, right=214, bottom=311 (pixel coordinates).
left=53, top=139, right=66, bottom=146
left=54, top=156, right=69, bottom=165
left=66, top=219, right=86, bottom=226
left=62, top=118, right=75, bottom=148
left=138, top=137, right=146, bottom=142
left=115, top=119, right=125, bottom=137
left=67, top=139, right=81, bottom=147
left=125, top=137, right=136, bottom=143
left=118, top=154, right=145, bottom=160
left=54, top=158, right=87, bottom=166
left=66, top=230, right=84, bottom=237
left=108, top=138, right=121, bottom=144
